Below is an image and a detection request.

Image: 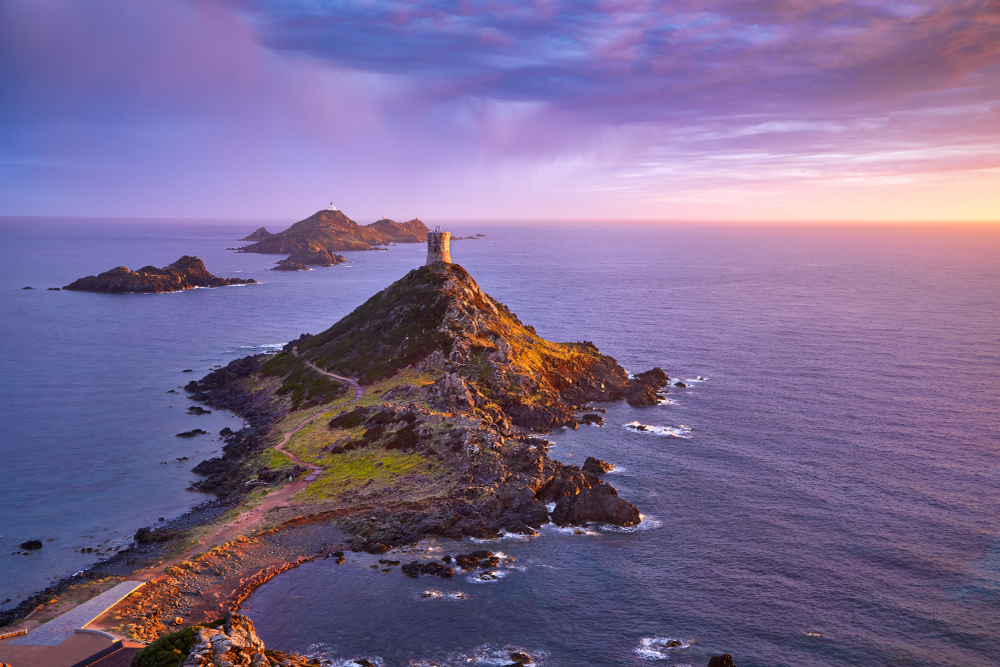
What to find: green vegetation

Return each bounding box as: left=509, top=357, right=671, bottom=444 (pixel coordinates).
left=261, top=354, right=346, bottom=410
left=130, top=619, right=225, bottom=667
left=297, top=265, right=454, bottom=383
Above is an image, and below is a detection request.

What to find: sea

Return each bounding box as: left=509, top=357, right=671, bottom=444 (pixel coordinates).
left=1, top=218, right=998, bottom=667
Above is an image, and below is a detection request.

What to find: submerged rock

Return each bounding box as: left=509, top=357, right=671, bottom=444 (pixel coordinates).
left=18, top=540, right=42, bottom=550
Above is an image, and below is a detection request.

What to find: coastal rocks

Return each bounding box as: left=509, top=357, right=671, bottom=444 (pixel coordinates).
left=401, top=561, right=454, bottom=578
left=177, top=429, right=209, bottom=437
left=18, top=540, right=42, bottom=550
left=582, top=456, right=614, bottom=475
left=625, top=368, right=671, bottom=406
left=187, top=406, right=212, bottom=415
left=134, top=526, right=184, bottom=544
left=536, top=466, right=640, bottom=526
left=580, top=413, right=604, bottom=426
left=286, top=245, right=348, bottom=267
left=181, top=613, right=268, bottom=667
left=708, top=655, right=736, bottom=667
left=271, top=259, right=308, bottom=271
left=63, top=256, right=256, bottom=294
left=454, top=550, right=501, bottom=570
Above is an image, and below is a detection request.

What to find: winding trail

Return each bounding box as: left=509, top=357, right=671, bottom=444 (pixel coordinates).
left=132, top=350, right=363, bottom=580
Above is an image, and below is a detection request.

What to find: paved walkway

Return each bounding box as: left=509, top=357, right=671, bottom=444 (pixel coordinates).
left=9, top=582, right=144, bottom=646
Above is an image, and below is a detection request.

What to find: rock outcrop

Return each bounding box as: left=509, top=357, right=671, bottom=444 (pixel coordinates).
left=708, top=655, right=736, bottom=667
left=286, top=245, right=348, bottom=267
left=240, top=227, right=274, bottom=242
left=271, top=259, right=308, bottom=271
left=63, top=256, right=256, bottom=294
left=181, top=614, right=268, bottom=667
left=238, top=210, right=429, bottom=254
left=582, top=456, right=614, bottom=474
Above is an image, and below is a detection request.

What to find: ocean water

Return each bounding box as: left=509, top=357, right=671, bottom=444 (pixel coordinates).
left=3, top=220, right=1000, bottom=666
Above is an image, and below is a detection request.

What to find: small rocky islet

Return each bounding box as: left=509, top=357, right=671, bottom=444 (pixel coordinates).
left=62, top=255, right=255, bottom=294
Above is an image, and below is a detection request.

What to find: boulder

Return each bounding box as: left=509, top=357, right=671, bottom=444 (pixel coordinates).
left=581, top=456, right=614, bottom=475
left=708, top=655, right=735, bottom=667
left=536, top=466, right=639, bottom=526
left=18, top=540, right=42, bottom=550
left=625, top=367, right=671, bottom=406
left=181, top=613, right=267, bottom=667
left=580, top=413, right=604, bottom=426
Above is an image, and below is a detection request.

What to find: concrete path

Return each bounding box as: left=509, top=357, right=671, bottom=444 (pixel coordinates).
left=9, top=582, right=144, bottom=646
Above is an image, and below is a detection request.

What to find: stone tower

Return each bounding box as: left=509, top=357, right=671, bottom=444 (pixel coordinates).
left=426, top=227, right=451, bottom=265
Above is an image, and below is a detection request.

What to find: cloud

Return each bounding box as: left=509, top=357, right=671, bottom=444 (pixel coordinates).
left=0, top=0, right=997, bottom=219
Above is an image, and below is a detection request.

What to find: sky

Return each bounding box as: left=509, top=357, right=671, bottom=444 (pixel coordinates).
left=1, top=0, right=998, bottom=222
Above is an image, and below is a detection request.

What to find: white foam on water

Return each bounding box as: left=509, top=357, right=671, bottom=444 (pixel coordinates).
left=605, top=465, right=627, bottom=474
left=545, top=502, right=556, bottom=513
left=467, top=569, right=509, bottom=584
left=601, top=514, right=664, bottom=533
left=239, top=343, right=284, bottom=350
left=417, top=590, right=471, bottom=600
left=542, top=523, right=601, bottom=536
left=657, top=397, right=678, bottom=405
left=634, top=636, right=693, bottom=660
left=302, top=642, right=383, bottom=667
left=407, top=644, right=547, bottom=667
left=469, top=529, right=533, bottom=544
left=623, top=422, right=692, bottom=438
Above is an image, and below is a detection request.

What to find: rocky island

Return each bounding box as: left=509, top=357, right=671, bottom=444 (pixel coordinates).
left=62, top=256, right=256, bottom=293
left=238, top=209, right=429, bottom=254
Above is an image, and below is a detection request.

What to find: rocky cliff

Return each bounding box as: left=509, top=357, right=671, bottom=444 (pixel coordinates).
left=186, top=262, right=670, bottom=548
left=63, top=256, right=257, bottom=293
left=239, top=210, right=429, bottom=254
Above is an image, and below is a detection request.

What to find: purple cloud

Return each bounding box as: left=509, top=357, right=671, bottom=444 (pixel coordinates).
left=1, top=0, right=997, bottom=219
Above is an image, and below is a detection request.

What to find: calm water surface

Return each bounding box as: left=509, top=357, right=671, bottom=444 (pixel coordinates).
left=2, top=219, right=999, bottom=667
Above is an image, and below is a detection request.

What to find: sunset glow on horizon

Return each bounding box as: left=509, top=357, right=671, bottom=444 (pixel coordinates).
left=1, top=0, right=998, bottom=222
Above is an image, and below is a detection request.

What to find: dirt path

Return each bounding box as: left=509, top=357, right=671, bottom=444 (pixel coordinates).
left=292, top=346, right=364, bottom=400
left=131, top=354, right=362, bottom=581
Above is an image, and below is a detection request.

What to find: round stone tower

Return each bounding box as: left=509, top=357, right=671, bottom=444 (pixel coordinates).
left=426, top=227, right=451, bottom=265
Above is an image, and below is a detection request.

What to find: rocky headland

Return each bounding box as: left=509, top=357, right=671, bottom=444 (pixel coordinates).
left=238, top=210, right=429, bottom=255
left=1, top=259, right=677, bottom=658
left=63, top=256, right=256, bottom=294
left=183, top=261, right=670, bottom=545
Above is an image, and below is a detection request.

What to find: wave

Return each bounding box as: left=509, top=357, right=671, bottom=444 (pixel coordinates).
left=634, top=636, right=693, bottom=660
left=601, top=515, right=663, bottom=533
left=238, top=343, right=285, bottom=350
left=417, top=590, right=471, bottom=600
left=541, top=523, right=601, bottom=536
left=467, top=569, right=510, bottom=583
left=407, top=644, right=547, bottom=667
left=623, top=422, right=692, bottom=438
left=301, top=643, right=383, bottom=666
